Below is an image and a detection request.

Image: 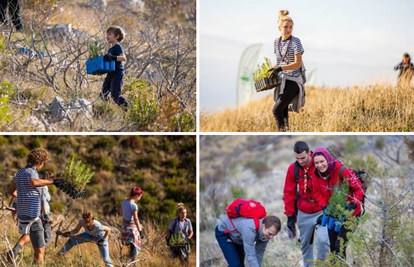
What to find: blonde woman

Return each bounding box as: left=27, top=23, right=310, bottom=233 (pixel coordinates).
left=166, top=203, right=193, bottom=259
left=270, top=10, right=305, bottom=132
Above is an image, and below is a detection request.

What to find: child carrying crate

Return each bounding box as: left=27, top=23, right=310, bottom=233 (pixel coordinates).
left=100, top=26, right=128, bottom=110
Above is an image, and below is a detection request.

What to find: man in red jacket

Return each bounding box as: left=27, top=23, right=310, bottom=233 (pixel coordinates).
left=283, top=141, right=329, bottom=267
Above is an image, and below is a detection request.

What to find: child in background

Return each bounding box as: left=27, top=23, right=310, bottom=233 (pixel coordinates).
left=166, top=203, right=193, bottom=258
left=120, top=187, right=144, bottom=262
left=101, top=26, right=128, bottom=109
left=59, top=210, right=113, bottom=267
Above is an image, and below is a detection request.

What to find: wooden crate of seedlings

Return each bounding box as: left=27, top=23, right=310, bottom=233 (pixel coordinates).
left=86, top=41, right=115, bottom=75
left=55, top=157, right=94, bottom=199
left=253, top=57, right=281, bottom=92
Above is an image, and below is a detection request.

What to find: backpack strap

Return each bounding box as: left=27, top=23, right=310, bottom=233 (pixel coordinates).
left=294, top=162, right=301, bottom=183
left=224, top=217, right=260, bottom=235
left=339, top=165, right=346, bottom=182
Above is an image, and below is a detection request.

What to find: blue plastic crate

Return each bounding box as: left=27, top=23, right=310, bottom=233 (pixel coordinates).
left=18, top=47, right=44, bottom=58
left=86, top=56, right=115, bottom=75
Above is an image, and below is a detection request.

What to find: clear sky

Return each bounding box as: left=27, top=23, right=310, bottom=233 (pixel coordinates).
left=200, top=0, right=414, bottom=111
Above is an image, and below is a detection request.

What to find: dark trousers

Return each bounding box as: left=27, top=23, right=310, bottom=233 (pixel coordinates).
left=0, top=0, right=23, bottom=31
left=101, top=70, right=128, bottom=108
left=328, top=225, right=350, bottom=259
left=273, top=80, right=299, bottom=131
left=215, top=226, right=245, bottom=267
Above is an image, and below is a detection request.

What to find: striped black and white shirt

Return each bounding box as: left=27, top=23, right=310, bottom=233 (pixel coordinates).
left=14, top=166, right=41, bottom=219
left=274, top=35, right=304, bottom=77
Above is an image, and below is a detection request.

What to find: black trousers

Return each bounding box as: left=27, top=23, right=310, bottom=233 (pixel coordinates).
left=272, top=80, right=299, bottom=131
left=0, top=0, right=23, bottom=31
left=101, top=70, right=128, bottom=109
left=328, top=226, right=349, bottom=258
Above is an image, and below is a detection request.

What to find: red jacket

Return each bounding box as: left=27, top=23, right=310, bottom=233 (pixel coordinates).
left=313, top=160, right=365, bottom=216
left=283, top=156, right=322, bottom=216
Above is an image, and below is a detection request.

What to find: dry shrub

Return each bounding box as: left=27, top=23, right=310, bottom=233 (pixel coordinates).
left=0, top=215, right=196, bottom=266
left=200, top=84, right=414, bottom=132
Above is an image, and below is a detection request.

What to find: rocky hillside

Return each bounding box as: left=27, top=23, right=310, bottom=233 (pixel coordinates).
left=200, top=135, right=414, bottom=267
left=0, top=0, right=196, bottom=132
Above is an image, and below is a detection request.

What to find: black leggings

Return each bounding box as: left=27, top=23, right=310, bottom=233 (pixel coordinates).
left=328, top=226, right=349, bottom=258
left=272, top=80, right=299, bottom=131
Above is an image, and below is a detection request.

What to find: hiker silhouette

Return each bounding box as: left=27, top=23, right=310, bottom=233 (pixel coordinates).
left=0, top=0, right=23, bottom=31
left=394, top=53, right=414, bottom=87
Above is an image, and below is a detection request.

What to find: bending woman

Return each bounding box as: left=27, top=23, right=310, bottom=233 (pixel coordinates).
left=312, top=147, right=364, bottom=258
left=59, top=210, right=113, bottom=267
left=271, top=10, right=305, bottom=132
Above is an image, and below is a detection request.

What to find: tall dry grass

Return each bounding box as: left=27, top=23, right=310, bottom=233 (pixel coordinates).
left=200, top=84, right=414, bottom=132
left=0, top=215, right=195, bottom=267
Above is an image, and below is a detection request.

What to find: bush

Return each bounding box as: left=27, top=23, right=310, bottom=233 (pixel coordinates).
left=13, top=145, right=30, bottom=158
left=125, top=78, right=159, bottom=126
left=99, top=156, right=114, bottom=171
left=0, top=80, right=14, bottom=125
left=243, top=160, right=270, bottom=177
left=50, top=201, right=65, bottom=213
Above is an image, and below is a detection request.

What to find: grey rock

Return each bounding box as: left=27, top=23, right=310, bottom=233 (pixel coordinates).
left=89, top=0, right=107, bottom=10
left=123, top=0, right=145, bottom=9
left=49, top=96, right=66, bottom=122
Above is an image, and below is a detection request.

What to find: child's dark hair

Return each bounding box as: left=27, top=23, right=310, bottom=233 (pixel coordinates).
left=27, top=148, right=49, bottom=166
left=130, top=187, right=143, bottom=198
left=107, top=26, right=125, bottom=42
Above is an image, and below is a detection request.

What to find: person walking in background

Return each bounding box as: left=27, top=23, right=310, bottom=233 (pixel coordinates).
left=58, top=210, right=113, bottom=267
left=120, top=187, right=144, bottom=262
left=100, top=26, right=128, bottom=110
left=312, top=147, right=364, bottom=258
left=215, top=214, right=281, bottom=267
left=270, top=10, right=305, bottom=132
left=283, top=141, right=330, bottom=266
left=394, top=53, right=414, bottom=87
left=0, top=0, right=23, bottom=31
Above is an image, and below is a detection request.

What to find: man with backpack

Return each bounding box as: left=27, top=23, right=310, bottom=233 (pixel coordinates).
left=215, top=199, right=281, bottom=267
left=283, top=141, right=330, bottom=267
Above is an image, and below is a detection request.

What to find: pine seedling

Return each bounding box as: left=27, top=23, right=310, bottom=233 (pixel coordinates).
left=88, top=41, right=103, bottom=60
left=62, top=157, right=94, bottom=191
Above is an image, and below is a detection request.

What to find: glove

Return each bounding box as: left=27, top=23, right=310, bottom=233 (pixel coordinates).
left=268, top=66, right=283, bottom=79
left=43, top=214, right=52, bottom=223
left=287, top=215, right=296, bottom=234
left=97, top=239, right=106, bottom=246
left=139, top=231, right=144, bottom=239
left=346, top=203, right=357, bottom=210
left=104, top=53, right=117, bottom=61
left=316, top=214, right=323, bottom=225
left=53, top=179, right=65, bottom=187
left=59, top=231, right=71, bottom=237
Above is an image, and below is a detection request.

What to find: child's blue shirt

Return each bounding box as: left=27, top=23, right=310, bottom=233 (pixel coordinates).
left=108, top=43, right=124, bottom=71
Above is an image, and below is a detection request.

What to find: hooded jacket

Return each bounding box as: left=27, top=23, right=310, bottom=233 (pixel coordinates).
left=312, top=148, right=365, bottom=216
